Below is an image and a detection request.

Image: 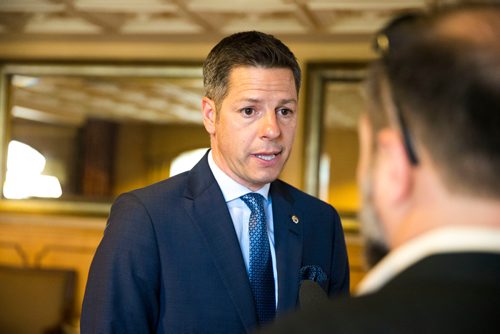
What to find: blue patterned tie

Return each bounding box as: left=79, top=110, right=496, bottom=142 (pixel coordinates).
left=240, top=193, right=276, bottom=324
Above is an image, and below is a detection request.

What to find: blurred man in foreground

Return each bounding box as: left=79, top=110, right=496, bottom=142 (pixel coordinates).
left=259, top=3, right=500, bottom=333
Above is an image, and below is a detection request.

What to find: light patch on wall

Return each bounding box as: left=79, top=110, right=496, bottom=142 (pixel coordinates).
left=319, top=152, right=331, bottom=202
left=3, top=140, right=62, bottom=199
left=169, top=148, right=208, bottom=177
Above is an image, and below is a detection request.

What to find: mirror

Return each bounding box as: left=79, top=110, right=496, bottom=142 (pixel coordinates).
left=0, top=63, right=209, bottom=215
left=303, top=62, right=367, bottom=230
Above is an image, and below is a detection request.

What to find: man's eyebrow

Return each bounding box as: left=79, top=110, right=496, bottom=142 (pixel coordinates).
left=240, top=98, right=261, bottom=104
left=279, top=99, right=298, bottom=105
left=238, top=98, right=297, bottom=105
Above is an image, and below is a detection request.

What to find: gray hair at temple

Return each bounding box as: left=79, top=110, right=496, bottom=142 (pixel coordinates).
left=364, top=3, right=500, bottom=198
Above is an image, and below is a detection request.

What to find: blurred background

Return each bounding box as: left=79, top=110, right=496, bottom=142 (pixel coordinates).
left=0, top=0, right=461, bottom=332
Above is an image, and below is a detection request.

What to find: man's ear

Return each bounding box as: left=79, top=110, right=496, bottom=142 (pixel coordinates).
left=373, top=128, right=413, bottom=206
left=202, top=97, right=216, bottom=135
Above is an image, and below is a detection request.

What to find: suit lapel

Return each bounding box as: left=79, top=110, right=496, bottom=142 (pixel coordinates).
left=183, top=153, right=258, bottom=330
left=271, top=181, right=303, bottom=314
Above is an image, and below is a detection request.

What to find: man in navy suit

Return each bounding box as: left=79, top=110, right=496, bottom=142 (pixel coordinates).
left=81, top=31, right=349, bottom=333
left=259, top=3, right=500, bottom=333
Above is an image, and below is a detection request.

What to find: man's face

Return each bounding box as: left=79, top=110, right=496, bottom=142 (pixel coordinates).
left=204, top=66, right=298, bottom=191
left=357, top=115, right=390, bottom=267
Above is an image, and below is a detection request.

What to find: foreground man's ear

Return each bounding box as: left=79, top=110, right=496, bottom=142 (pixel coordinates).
left=374, top=128, right=413, bottom=209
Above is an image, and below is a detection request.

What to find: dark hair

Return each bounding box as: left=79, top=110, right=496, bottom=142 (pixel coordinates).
left=366, top=3, right=500, bottom=197
left=203, top=31, right=301, bottom=109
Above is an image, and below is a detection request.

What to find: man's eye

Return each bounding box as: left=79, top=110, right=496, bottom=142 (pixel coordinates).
left=241, top=108, right=255, bottom=116
left=278, top=108, right=293, bottom=117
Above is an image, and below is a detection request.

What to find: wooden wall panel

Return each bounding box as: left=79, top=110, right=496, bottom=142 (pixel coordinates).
left=345, top=232, right=367, bottom=291
left=0, top=241, right=28, bottom=266
left=0, top=213, right=105, bottom=323
left=35, top=244, right=99, bottom=316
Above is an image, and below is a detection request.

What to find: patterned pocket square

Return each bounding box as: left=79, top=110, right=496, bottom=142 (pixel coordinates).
left=299, top=265, right=327, bottom=283
left=298, top=265, right=329, bottom=308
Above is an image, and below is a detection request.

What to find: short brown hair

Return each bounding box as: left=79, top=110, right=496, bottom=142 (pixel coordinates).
left=203, top=31, right=301, bottom=109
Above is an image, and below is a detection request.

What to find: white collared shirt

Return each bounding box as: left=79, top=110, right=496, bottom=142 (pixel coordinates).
left=208, top=151, right=278, bottom=306
left=356, top=226, right=500, bottom=296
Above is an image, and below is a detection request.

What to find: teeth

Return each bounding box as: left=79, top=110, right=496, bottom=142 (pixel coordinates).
left=256, top=154, right=276, bottom=161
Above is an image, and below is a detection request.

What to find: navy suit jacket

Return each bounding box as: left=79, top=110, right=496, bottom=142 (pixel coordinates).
left=81, top=152, right=349, bottom=333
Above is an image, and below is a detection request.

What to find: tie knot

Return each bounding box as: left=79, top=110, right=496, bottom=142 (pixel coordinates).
left=240, top=193, right=265, bottom=214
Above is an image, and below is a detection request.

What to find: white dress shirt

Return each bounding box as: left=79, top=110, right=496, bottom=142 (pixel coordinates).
left=208, top=151, right=278, bottom=306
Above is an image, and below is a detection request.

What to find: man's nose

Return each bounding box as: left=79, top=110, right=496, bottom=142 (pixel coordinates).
left=259, top=111, right=281, bottom=140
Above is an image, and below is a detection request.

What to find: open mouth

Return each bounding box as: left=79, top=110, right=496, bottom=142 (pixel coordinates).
left=254, top=150, right=282, bottom=161
left=256, top=154, right=277, bottom=161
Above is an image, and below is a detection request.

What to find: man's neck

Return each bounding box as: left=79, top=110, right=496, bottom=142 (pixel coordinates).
left=393, top=193, right=500, bottom=248
left=392, top=158, right=500, bottom=248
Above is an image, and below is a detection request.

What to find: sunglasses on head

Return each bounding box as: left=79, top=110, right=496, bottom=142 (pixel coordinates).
left=372, top=12, right=423, bottom=166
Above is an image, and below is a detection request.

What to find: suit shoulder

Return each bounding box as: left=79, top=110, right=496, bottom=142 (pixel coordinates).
left=117, top=171, right=189, bottom=207
left=273, top=179, right=338, bottom=213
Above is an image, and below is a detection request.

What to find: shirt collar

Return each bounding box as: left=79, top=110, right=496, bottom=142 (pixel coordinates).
left=208, top=150, right=270, bottom=203
left=356, top=226, right=500, bottom=296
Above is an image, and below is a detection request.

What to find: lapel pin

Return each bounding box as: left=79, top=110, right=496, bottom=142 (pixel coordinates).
left=291, top=215, right=299, bottom=224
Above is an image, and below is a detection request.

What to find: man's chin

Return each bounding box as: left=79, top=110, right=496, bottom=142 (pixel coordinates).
left=251, top=169, right=282, bottom=185
left=243, top=174, right=279, bottom=190
left=358, top=175, right=389, bottom=269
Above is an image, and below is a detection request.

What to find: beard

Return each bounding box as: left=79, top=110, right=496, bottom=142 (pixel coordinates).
left=358, top=172, right=390, bottom=268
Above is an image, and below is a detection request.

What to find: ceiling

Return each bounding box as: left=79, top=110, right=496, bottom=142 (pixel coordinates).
left=0, top=0, right=454, bottom=43
left=1, top=0, right=458, bottom=128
